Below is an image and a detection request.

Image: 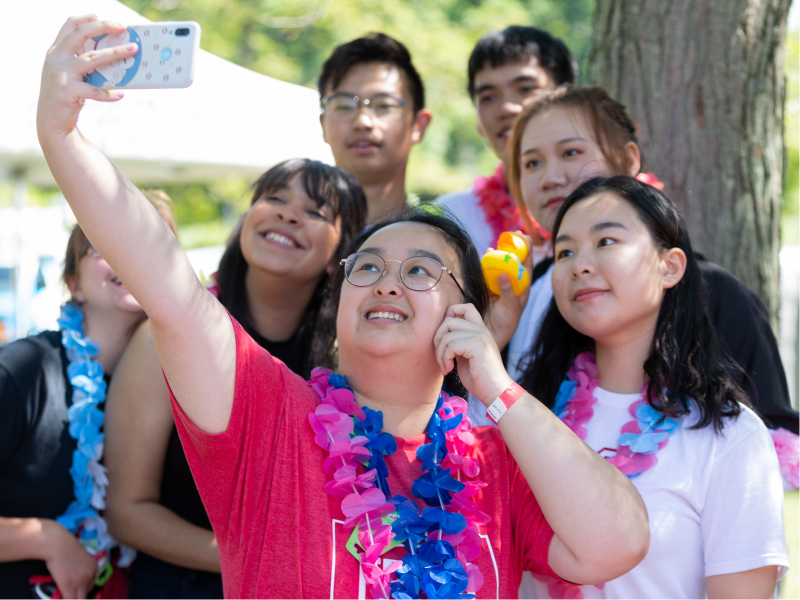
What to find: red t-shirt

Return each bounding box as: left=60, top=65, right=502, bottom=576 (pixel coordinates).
left=169, top=317, right=559, bottom=598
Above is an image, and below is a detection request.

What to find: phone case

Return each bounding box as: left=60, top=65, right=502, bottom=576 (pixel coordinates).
left=83, top=22, right=201, bottom=89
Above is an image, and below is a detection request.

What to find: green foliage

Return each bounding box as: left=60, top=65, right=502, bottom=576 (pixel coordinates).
left=117, top=0, right=593, bottom=246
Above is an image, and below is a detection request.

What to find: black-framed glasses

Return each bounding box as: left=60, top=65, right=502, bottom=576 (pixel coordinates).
left=340, top=252, right=466, bottom=296
left=321, top=93, right=407, bottom=122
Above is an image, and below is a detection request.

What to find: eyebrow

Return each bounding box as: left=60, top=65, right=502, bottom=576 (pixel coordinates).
left=591, top=221, right=628, bottom=233
left=522, top=136, right=588, bottom=156
left=474, top=75, right=540, bottom=96
left=357, top=247, right=445, bottom=263
left=554, top=221, right=629, bottom=245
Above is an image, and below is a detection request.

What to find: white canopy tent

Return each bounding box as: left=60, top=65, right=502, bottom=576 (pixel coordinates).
left=0, top=0, right=333, bottom=189
left=0, top=0, right=334, bottom=341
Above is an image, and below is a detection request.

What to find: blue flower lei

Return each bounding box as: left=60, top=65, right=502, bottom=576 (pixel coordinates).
left=326, top=374, right=478, bottom=600
left=55, top=303, right=120, bottom=573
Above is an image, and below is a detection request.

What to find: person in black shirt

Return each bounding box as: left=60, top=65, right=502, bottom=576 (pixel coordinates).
left=104, top=159, right=367, bottom=598
left=0, top=224, right=148, bottom=599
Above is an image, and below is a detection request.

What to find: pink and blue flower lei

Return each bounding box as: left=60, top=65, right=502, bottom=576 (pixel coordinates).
left=308, top=368, right=488, bottom=599
left=552, top=351, right=679, bottom=478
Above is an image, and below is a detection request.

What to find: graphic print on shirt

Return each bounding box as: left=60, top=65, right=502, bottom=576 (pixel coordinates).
left=329, top=520, right=500, bottom=599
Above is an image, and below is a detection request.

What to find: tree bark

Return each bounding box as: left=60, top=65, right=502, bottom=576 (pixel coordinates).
left=588, top=0, right=791, bottom=328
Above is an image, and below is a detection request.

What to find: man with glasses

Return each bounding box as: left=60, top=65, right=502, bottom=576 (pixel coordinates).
left=318, top=33, right=432, bottom=223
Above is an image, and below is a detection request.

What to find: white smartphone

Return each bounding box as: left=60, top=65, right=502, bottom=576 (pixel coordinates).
left=83, top=22, right=201, bottom=90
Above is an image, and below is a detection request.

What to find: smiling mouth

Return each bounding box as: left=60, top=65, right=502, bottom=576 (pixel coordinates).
left=262, top=231, right=301, bottom=249
left=545, top=196, right=566, bottom=209
left=366, top=311, right=406, bottom=322
left=574, top=288, right=607, bottom=301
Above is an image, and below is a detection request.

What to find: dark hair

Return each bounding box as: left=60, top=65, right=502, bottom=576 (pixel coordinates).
left=328, top=210, right=490, bottom=396
left=318, top=33, right=425, bottom=113
left=216, top=159, right=367, bottom=375
left=467, top=26, right=577, bottom=97
left=519, top=176, right=746, bottom=432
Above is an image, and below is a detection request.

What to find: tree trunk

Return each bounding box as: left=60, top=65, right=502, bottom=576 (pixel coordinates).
left=588, top=0, right=791, bottom=329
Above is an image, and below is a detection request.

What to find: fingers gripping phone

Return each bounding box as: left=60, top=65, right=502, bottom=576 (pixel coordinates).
left=84, top=22, right=201, bottom=89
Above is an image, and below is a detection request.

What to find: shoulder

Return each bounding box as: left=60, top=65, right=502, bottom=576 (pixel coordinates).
left=0, top=331, right=63, bottom=380
left=436, top=188, right=478, bottom=208
left=697, top=257, right=765, bottom=310
left=682, top=403, right=772, bottom=455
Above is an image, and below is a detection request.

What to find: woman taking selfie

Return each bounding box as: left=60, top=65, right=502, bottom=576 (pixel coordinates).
left=104, top=160, right=366, bottom=598
left=38, top=16, right=650, bottom=598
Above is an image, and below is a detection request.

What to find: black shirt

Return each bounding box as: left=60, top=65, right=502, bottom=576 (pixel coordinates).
left=0, top=331, right=76, bottom=599
left=526, top=256, right=799, bottom=434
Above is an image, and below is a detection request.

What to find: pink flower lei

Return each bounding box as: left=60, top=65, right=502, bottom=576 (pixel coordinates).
left=307, top=367, right=488, bottom=599
left=536, top=350, right=680, bottom=598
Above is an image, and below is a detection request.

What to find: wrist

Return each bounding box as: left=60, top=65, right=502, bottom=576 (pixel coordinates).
left=485, top=381, right=526, bottom=425
left=480, top=376, right=516, bottom=408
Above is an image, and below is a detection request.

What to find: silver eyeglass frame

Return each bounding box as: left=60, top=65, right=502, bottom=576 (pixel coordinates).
left=339, top=252, right=466, bottom=296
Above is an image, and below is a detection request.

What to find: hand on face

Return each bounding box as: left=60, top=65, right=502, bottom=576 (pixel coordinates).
left=240, top=174, right=342, bottom=282
left=37, top=16, right=136, bottom=140
left=473, top=58, right=557, bottom=163
left=433, top=303, right=512, bottom=405
left=551, top=192, right=686, bottom=347
left=320, top=63, right=430, bottom=183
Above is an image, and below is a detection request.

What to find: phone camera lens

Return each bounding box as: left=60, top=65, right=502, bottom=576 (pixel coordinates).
left=175, top=28, right=190, bottom=36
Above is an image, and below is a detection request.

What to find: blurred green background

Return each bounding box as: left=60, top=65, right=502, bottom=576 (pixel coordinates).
left=0, top=0, right=796, bottom=252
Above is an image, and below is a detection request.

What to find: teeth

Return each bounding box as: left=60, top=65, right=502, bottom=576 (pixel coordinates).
left=367, top=311, right=405, bottom=322
left=265, top=232, right=296, bottom=248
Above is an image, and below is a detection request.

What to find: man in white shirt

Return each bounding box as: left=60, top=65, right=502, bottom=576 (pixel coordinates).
left=437, top=26, right=576, bottom=254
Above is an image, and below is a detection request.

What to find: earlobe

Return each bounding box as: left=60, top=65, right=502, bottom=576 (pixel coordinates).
left=66, top=276, right=84, bottom=303
left=411, top=109, right=433, bottom=144
left=320, top=114, right=329, bottom=144
left=662, top=248, right=687, bottom=289
left=624, top=141, right=642, bottom=176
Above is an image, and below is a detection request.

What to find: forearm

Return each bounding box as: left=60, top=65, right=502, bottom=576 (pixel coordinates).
left=39, top=130, right=198, bottom=326
left=107, top=502, right=220, bottom=572
left=0, top=517, right=51, bottom=562
left=497, top=394, right=649, bottom=583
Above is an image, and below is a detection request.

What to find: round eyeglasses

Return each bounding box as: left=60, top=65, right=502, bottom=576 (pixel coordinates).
left=340, top=252, right=466, bottom=296
left=321, top=93, right=407, bottom=122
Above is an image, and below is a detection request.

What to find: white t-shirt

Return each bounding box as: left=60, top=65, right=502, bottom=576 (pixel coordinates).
left=519, top=388, right=789, bottom=599
left=437, top=189, right=495, bottom=255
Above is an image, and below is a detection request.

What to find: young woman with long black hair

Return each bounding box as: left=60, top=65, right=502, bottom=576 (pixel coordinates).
left=520, top=176, right=787, bottom=599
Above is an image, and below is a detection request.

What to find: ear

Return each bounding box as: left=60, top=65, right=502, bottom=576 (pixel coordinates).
left=65, top=275, right=84, bottom=303
left=662, top=248, right=687, bottom=290
left=320, top=113, right=329, bottom=144
left=411, top=109, right=432, bottom=144
left=624, top=141, right=641, bottom=176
